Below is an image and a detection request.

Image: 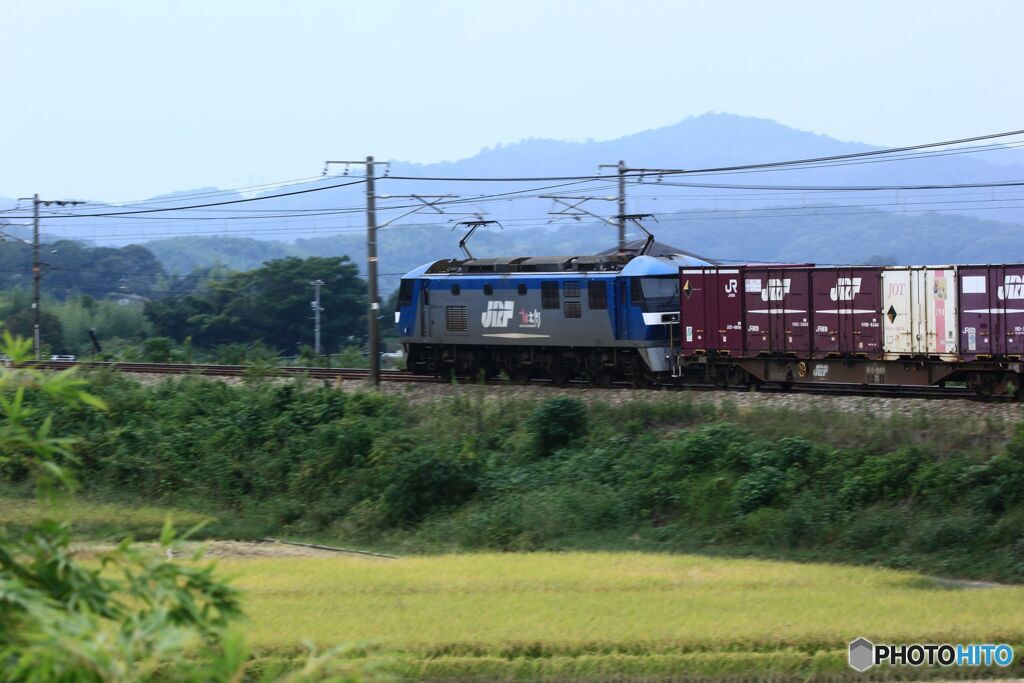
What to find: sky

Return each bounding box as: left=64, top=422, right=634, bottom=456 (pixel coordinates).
left=2, top=0, right=1022, bottom=202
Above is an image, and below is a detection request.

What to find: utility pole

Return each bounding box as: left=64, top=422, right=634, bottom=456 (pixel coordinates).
left=323, top=158, right=387, bottom=386
left=17, top=194, right=83, bottom=359
left=365, top=157, right=380, bottom=386
left=598, top=161, right=628, bottom=253
left=616, top=160, right=626, bottom=252
left=31, top=195, right=41, bottom=359
left=310, top=279, right=324, bottom=355
left=321, top=161, right=457, bottom=386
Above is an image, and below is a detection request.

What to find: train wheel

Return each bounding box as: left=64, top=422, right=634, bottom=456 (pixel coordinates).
left=510, top=367, right=532, bottom=384
left=551, top=366, right=571, bottom=385
left=589, top=368, right=614, bottom=387
left=631, top=371, right=653, bottom=388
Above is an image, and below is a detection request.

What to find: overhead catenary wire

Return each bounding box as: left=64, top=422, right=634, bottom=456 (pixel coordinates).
left=30, top=202, right=1024, bottom=244
left=11, top=178, right=616, bottom=221
left=24, top=185, right=1024, bottom=239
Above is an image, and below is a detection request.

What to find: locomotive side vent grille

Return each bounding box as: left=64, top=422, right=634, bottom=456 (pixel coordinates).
left=445, top=305, right=468, bottom=332
left=564, top=301, right=582, bottom=318
left=563, top=281, right=581, bottom=298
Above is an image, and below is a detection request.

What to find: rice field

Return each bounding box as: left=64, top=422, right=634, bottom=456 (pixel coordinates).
left=0, top=495, right=213, bottom=538
left=225, top=552, right=1024, bottom=680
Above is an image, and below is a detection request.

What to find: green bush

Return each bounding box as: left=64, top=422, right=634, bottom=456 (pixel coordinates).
left=527, top=397, right=587, bottom=457
left=374, top=442, right=480, bottom=524
left=731, top=466, right=785, bottom=515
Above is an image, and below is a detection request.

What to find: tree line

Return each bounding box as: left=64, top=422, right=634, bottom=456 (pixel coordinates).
left=0, top=237, right=379, bottom=357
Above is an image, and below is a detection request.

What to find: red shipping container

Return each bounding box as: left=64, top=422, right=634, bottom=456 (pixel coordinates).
left=810, top=268, right=883, bottom=359
left=680, top=267, right=743, bottom=355
left=958, top=265, right=1024, bottom=359
left=742, top=267, right=811, bottom=356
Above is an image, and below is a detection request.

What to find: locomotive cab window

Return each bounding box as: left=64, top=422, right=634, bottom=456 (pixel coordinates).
left=588, top=281, right=607, bottom=309
left=630, top=276, right=679, bottom=312
left=398, top=280, right=414, bottom=307
left=483, top=284, right=493, bottom=296
left=541, top=281, right=560, bottom=309
left=517, top=283, right=527, bottom=296
left=450, top=284, right=460, bottom=296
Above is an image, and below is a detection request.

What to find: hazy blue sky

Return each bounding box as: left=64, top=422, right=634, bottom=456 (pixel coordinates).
left=3, top=0, right=1022, bottom=201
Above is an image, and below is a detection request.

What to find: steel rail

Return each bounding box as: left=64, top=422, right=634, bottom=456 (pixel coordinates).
left=18, top=360, right=1006, bottom=400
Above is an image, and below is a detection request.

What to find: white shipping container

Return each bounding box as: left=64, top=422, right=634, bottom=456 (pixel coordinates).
left=881, top=267, right=958, bottom=360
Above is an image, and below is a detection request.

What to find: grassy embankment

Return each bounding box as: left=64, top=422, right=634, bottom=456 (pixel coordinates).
left=20, top=369, right=1024, bottom=582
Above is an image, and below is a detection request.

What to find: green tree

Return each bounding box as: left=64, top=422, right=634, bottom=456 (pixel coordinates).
left=2, top=309, right=63, bottom=352
left=0, top=240, right=166, bottom=300
left=141, top=336, right=176, bottom=362
left=0, top=333, right=242, bottom=680
left=147, top=256, right=367, bottom=353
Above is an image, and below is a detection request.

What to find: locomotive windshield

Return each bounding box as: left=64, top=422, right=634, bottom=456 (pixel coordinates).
left=631, top=276, right=679, bottom=312
left=398, top=280, right=414, bottom=307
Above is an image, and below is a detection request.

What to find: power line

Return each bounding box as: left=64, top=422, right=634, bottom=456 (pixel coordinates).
left=72, top=174, right=332, bottom=208
left=659, top=141, right=1024, bottom=178
left=628, top=179, right=1024, bottom=191
left=31, top=201, right=1022, bottom=244
left=2, top=178, right=368, bottom=218
left=14, top=178, right=616, bottom=222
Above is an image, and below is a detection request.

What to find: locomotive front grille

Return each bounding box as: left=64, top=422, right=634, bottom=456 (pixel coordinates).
left=445, top=305, right=468, bottom=332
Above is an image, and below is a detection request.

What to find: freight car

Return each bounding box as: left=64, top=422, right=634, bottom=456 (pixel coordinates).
left=395, top=245, right=707, bottom=384
left=398, top=241, right=1024, bottom=396
left=678, top=264, right=1024, bottom=396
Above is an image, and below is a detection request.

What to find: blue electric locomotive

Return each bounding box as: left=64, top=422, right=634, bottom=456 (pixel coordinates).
left=396, top=244, right=707, bottom=384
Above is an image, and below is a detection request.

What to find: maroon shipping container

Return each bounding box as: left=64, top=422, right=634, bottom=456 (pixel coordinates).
left=679, top=267, right=743, bottom=355
left=958, top=265, right=1024, bottom=359
left=742, top=267, right=811, bottom=356
left=810, top=268, right=883, bottom=359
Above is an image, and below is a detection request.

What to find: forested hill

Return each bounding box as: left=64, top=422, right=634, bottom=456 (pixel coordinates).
left=140, top=208, right=1024, bottom=295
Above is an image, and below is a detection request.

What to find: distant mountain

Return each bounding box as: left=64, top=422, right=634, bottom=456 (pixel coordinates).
left=4, top=113, right=1023, bottom=271
left=145, top=236, right=301, bottom=273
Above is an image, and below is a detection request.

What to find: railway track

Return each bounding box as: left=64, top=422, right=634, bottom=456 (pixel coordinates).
left=24, top=360, right=437, bottom=382
left=21, top=360, right=1009, bottom=400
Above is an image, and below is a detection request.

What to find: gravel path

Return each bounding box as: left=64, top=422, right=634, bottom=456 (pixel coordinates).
left=71, top=539, right=385, bottom=560
left=122, top=371, right=1024, bottom=422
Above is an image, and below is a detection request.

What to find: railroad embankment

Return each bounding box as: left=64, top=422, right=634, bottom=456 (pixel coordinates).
left=4, top=368, right=1017, bottom=582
